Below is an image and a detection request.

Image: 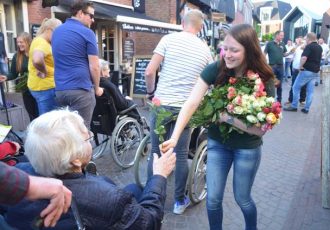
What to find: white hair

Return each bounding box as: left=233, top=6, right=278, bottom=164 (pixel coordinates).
left=99, top=59, right=109, bottom=70
left=182, top=9, right=204, bottom=31
left=25, top=109, right=89, bottom=177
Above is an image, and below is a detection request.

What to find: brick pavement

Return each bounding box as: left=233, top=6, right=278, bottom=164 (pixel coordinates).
left=92, top=80, right=330, bottom=230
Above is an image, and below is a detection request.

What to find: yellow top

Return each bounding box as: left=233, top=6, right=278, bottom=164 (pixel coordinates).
left=28, top=37, right=55, bottom=91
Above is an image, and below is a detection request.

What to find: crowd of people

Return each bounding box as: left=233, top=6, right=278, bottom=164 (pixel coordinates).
left=0, top=1, right=328, bottom=229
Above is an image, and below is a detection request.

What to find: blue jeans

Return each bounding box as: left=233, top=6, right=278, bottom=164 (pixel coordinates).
left=206, top=138, right=261, bottom=230
left=271, top=64, right=284, bottom=102
left=284, top=59, right=292, bottom=78
left=147, top=106, right=192, bottom=202
left=288, top=68, right=306, bottom=103
left=30, top=88, right=57, bottom=115
left=291, top=70, right=318, bottom=111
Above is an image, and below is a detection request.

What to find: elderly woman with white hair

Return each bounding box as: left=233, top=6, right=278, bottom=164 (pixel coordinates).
left=1, top=109, right=176, bottom=230
left=98, top=59, right=141, bottom=120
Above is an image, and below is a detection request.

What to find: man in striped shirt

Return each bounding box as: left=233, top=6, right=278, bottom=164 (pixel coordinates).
left=145, top=9, right=213, bottom=215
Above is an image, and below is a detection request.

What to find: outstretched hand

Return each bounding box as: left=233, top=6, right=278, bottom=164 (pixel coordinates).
left=153, top=148, right=176, bottom=178
left=160, top=138, right=177, bottom=153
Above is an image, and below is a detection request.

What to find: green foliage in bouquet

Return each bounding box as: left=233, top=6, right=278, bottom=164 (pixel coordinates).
left=15, top=72, right=28, bottom=92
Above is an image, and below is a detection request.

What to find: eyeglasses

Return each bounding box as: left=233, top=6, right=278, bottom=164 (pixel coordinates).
left=83, top=11, right=94, bottom=20
left=85, top=131, right=94, bottom=143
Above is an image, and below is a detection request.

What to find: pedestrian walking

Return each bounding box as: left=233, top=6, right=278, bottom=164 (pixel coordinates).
left=144, top=9, right=213, bottom=215
left=28, top=18, right=62, bottom=116
left=264, top=30, right=294, bottom=103
left=284, top=32, right=322, bottom=114
left=317, top=37, right=329, bottom=86
left=284, top=39, right=294, bottom=81
left=52, top=0, right=103, bottom=128
left=284, top=36, right=307, bottom=106
left=161, top=24, right=275, bottom=230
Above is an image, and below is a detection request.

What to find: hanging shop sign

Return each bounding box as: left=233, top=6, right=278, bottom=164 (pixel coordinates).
left=121, top=23, right=180, bottom=34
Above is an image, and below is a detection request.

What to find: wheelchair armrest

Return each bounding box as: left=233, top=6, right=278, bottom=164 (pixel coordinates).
left=118, top=104, right=138, bottom=115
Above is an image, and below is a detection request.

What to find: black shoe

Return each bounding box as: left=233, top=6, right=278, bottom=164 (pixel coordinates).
left=283, top=106, right=297, bottom=112
left=320, top=80, right=323, bottom=84
left=85, top=161, right=98, bottom=175
left=315, top=82, right=319, bottom=86
left=301, top=108, right=309, bottom=114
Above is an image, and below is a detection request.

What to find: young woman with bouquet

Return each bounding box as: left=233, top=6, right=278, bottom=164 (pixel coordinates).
left=7, top=32, right=38, bottom=121
left=162, top=24, right=276, bottom=230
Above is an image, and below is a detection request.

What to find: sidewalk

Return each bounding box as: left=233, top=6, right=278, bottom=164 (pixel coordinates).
left=95, top=79, right=330, bottom=230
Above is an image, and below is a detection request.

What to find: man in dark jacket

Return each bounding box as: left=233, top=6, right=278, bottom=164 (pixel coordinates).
left=1, top=109, right=175, bottom=230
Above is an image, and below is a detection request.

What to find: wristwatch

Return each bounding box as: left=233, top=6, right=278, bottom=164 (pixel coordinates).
left=226, top=115, right=234, bottom=125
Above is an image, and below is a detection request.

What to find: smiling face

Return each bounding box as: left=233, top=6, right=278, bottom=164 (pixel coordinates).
left=223, top=34, right=245, bottom=73
left=16, top=37, right=27, bottom=52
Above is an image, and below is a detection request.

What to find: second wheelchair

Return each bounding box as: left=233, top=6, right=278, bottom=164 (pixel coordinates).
left=90, top=93, right=148, bottom=168
left=134, top=127, right=208, bottom=204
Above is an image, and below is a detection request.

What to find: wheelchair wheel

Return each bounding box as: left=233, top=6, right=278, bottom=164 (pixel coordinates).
left=91, top=133, right=110, bottom=159
left=134, top=134, right=151, bottom=188
left=111, top=117, right=143, bottom=168
left=187, top=140, right=207, bottom=204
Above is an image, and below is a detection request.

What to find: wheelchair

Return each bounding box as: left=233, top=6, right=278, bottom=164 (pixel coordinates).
left=90, top=93, right=147, bottom=168
left=134, top=127, right=208, bottom=204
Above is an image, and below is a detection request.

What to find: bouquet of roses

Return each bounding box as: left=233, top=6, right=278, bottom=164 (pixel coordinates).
left=190, top=70, right=282, bottom=138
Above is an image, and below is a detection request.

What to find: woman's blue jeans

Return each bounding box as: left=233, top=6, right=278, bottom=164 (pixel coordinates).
left=206, top=138, right=261, bottom=230
left=30, top=88, right=56, bottom=115
left=147, top=106, right=192, bottom=202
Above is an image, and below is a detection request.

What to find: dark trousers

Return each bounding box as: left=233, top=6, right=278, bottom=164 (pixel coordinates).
left=271, top=64, right=284, bottom=103
left=22, top=90, right=38, bottom=121
left=288, top=69, right=307, bottom=103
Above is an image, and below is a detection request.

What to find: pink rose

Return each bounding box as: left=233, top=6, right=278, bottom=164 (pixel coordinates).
left=247, top=70, right=259, bottom=80
left=227, top=103, right=235, bottom=113
left=152, top=97, right=161, bottom=107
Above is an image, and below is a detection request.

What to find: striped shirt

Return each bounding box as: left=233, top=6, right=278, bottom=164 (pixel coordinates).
left=154, top=31, right=213, bottom=107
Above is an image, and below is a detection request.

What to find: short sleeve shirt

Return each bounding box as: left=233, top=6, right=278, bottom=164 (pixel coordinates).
left=28, top=37, right=55, bottom=91
left=301, top=42, right=322, bottom=73
left=200, top=61, right=275, bottom=149
left=264, top=40, right=287, bottom=65
left=52, top=19, right=98, bottom=91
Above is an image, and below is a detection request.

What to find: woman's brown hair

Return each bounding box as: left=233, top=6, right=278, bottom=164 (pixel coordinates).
left=215, top=24, right=274, bottom=86
left=16, top=32, right=32, bottom=73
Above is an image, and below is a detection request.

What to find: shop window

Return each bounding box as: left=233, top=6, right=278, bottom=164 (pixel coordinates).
left=100, top=24, right=116, bottom=71
left=3, top=4, right=16, bottom=54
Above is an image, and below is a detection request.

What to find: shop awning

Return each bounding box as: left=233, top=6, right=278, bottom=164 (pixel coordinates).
left=53, top=0, right=182, bottom=34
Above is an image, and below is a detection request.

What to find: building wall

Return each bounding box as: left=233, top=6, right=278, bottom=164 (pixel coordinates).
left=27, top=0, right=51, bottom=24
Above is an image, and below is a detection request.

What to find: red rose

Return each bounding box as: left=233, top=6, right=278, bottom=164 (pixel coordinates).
left=229, top=77, right=237, bottom=84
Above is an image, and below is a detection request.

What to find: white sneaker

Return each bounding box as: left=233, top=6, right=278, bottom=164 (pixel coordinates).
left=173, top=196, right=190, bottom=215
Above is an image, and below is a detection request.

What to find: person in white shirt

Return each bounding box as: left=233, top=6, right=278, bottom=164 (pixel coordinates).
left=317, top=37, right=329, bottom=85
left=145, top=9, right=213, bottom=215
left=285, top=36, right=307, bottom=105
left=284, top=39, right=294, bottom=81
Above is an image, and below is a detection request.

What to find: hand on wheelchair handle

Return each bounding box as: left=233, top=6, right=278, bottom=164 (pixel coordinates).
left=152, top=148, right=176, bottom=178
left=95, top=87, right=104, bottom=97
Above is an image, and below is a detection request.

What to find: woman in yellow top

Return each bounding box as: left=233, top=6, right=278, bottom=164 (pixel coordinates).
left=28, top=18, right=61, bottom=115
